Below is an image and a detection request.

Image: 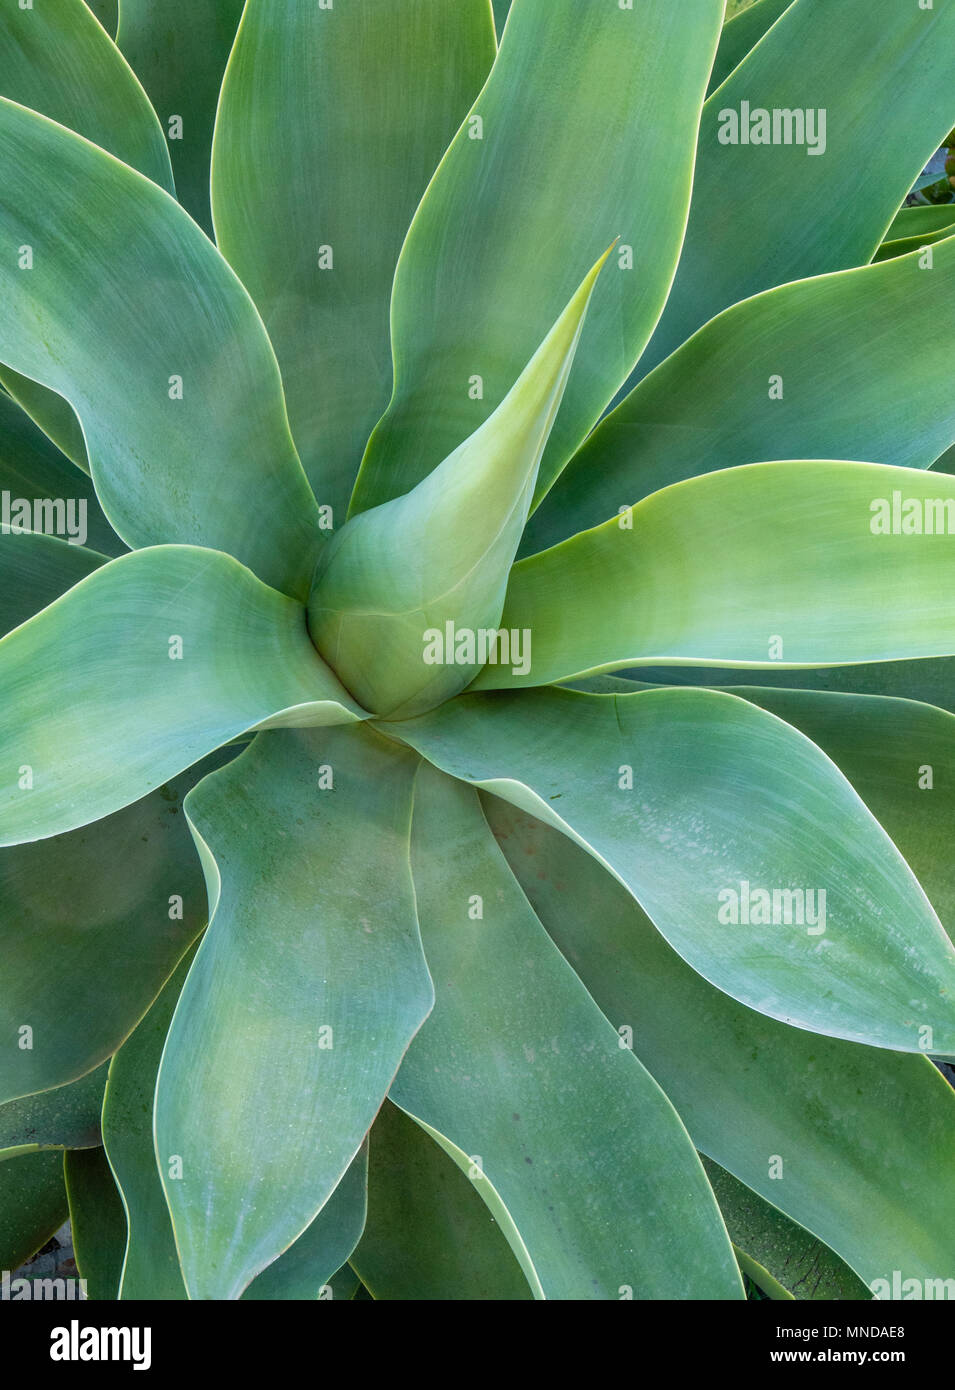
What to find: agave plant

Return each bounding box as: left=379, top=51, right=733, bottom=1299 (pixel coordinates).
left=2, top=0, right=955, bottom=1305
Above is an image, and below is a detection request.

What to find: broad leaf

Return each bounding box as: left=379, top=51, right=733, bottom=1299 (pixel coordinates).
left=638, top=0, right=955, bottom=377
left=0, top=1065, right=107, bottom=1162
left=486, top=795, right=955, bottom=1289
left=0, top=545, right=362, bottom=847
left=389, top=764, right=743, bottom=1301
left=489, top=462, right=955, bottom=687
left=117, top=0, right=244, bottom=233
left=527, top=244, right=955, bottom=548
left=0, top=98, right=321, bottom=597
left=352, top=1101, right=532, bottom=1301
left=105, top=949, right=369, bottom=1301
left=308, top=248, right=611, bottom=718
left=0, top=750, right=228, bottom=1106
left=0, top=0, right=175, bottom=470
left=154, top=725, right=433, bottom=1299
left=213, top=0, right=495, bottom=519
left=394, top=686, right=955, bottom=1051
left=350, top=0, right=724, bottom=514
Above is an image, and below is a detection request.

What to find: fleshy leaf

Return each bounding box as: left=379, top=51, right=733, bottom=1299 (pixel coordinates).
left=154, top=726, right=433, bottom=1299
left=487, top=795, right=955, bottom=1289
left=308, top=248, right=611, bottom=719
left=393, top=685, right=955, bottom=1051
left=486, top=462, right=955, bottom=688
left=212, top=0, right=495, bottom=519
left=117, top=0, right=244, bottom=233
left=0, top=0, right=175, bottom=470
left=350, top=0, right=724, bottom=514
left=527, top=243, right=955, bottom=549
left=389, top=763, right=743, bottom=1301
left=0, top=749, right=230, bottom=1106
left=0, top=98, right=321, bottom=597
left=0, top=545, right=362, bottom=848
left=637, top=0, right=955, bottom=378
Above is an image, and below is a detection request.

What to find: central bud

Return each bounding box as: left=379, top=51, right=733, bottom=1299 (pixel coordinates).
left=307, top=246, right=613, bottom=719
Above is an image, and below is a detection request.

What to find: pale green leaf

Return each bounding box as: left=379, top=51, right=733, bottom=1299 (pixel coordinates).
left=212, top=0, right=495, bottom=519
left=155, top=725, right=433, bottom=1299
left=389, top=764, right=743, bottom=1300
left=0, top=98, right=321, bottom=597
left=350, top=0, right=724, bottom=514
left=527, top=245, right=955, bottom=549
left=638, top=0, right=955, bottom=378
left=487, top=795, right=955, bottom=1289
left=393, top=685, right=955, bottom=1051
left=308, top=248, right=611, bottom=718
left=0, top=545, right=362, bottom=848
left=490, top=463, right=955, bottom=688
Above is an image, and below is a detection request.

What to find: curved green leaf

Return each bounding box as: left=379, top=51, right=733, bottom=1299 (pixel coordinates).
left=389, top=763, right=743, bottom=1301
left=0, top=545, right=362, bottom=848
left=0, top=749, right=229, bottom=1106
left=527, top=245, right=955, bottom=549
left=65, top=1147, right=126, bottom=1300
left=486, top=795, right=955, bottom=1289
left=707, top=0, right=794, bottom=97
left=0, top=0, right=174, bottom=470
left=0, top=1065, right=107, bottom=1162
left=720, top=687, right=955, bottom=943
left=212, top=0, right=495, bottom=520
left=352, top=1100, right=532, bottom=1301
left=0, top=1151, right=68, bottom=1273
left=350, top=0, right=724, bottom=514
left=242, top=1147, right=368, bottom=1302
left=117, top=0, right=244, bottom=234
left=0, top=392, right=123, bottom=558
left=309, top=248, right=610, bottom=718
left=0, top=98, right=321, bottom=597
left=101, top=952, right=193, bottom=1300
left=490, top=463, right=955, bottom=689
left=155, top=725, right=433, bottom=1299
left=394, top=685, right=955, bottom=1052
left=0, top=0, right=171, bottom=192
left=638, top=0, right=955, bottom=378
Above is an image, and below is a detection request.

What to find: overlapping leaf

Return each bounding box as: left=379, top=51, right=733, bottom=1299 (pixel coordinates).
left=394, top=686, right=955, bottom=1051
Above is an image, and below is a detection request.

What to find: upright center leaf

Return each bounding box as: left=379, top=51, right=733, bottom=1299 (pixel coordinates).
left=306, top=245, right=613, bottom=719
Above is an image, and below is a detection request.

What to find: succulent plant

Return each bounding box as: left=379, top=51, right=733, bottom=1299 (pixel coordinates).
left=2, top=0, right=955, bottom=1303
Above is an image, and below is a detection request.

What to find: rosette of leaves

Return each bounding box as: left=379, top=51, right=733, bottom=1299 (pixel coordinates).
left=1, top=0, right=955, bottom=1302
